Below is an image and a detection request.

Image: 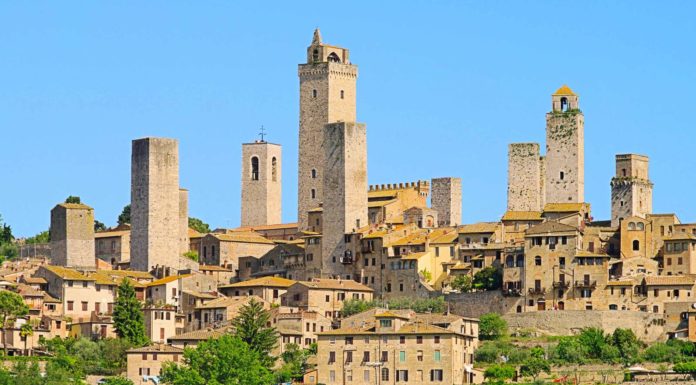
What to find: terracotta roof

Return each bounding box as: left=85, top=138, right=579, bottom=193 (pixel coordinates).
left=367, top=190, right=399, bottom=199
left=23, top=277, right=47, bottom=285
left=605, top=280, right=635, bottom=287
left=430, top=228, right=460, bottom=244
left=127, top=343, right=184, bottom=353
left=188, top=228, right=203, bottom=238
left=502, top=211, right=543, bottom=221
left=450, top=262, right=471, bottom=271
left=543, top=203, right=589, bottom=213
left=553, top=85, right=576, bottom=96
left=458, top=222, right=498, bottom=234
left=95, top=229, right=129, bottom=238
left=220, top=277, right=296, bottom=289
left=368, top=199, right=397, bottom=208
left=397, top=322, right=455, bottom=334
left=101, top=270, right=154, bottom=280
left=231, top=223, right=298, bottom=232
left=645, top=276, right=696, bottom=286
left=664, top=233, right=696, bottom=241
left=147, top=274, right=191, bottom=287
left=42, top=266, right=92, bottom=281
left=168, top=329, right=226, bottom=341
left=194, top=295, right=264, bottom=310
left=375, top=311, right=409, bottom=319
left=198, top=265, right=234, bottom=272
left=210, top=232, right=275, bottom=245
left=575, top=251, right=611, bottom=258
left=525, top=221, right=578, bottom=236
left=43, top=293, right=61, bottom=303
left=297, top=279, right=374, bottom=292
left=401, top=252, right=429, bottom=260
left=182, top=290, right=217, bottom=299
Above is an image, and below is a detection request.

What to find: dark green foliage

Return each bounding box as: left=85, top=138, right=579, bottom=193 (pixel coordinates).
left=117, top=204, right=131, bottom=225
left=451, top=274, right=472, bottom=292
left=340, top=297, right=447, bottom=317
left=232, top=297, right=278, bottom=367
left=188, top=217, right=211, bottom=233
left=40, top=337, right=132, bottom=376
left=473, top=267, right=502, bottom=290
left=642, top=339, right=695, bottom=363
left=475, top=340, right=530, bottom=364
left=183, top=250, right=199, bottom=262
left=0, top=366, right=13, bottom=385
left=519, top=356, right=551, bottom=381
left=484, top=364, right=516, bottom=384
left=160, top=335, right=273, bottom=385
left=673, top=361, right=696, bottom=373
left=275, top=343, right=313, bottom=383
left=12, top=361, right=42, bottom=385
left=341, top=299, right=377, bottom=317
left=550, top=336, right=588, bottom=364
left=94, top=220, right=107, bottom=232
left=611, top=328, right=642, bottom=364
left=25, top=230, right=50, bottom=244
left=101, top=377, right=135, bottom=385
left=479, top=313, right=508, bottom=340
left=64, top=196, right=81, bottom=204
left=0, top=290, right=29, bottom=355
left=112, top=279, right=148, bottom=346
left=577, top=327, right=606, bottom=359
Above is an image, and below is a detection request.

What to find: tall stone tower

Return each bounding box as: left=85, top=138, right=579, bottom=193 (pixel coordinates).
left=545, top=85, right=584, bottom=204
left=431, top=177, right=462, bottom=226
left=131, top=137, right=180, bottom=272
left=297, top=29, right=358, bottom=230
left=50, top=202, right=96, bottom=270
left=179, top=188, right=190, bottom=255
left=321, top=122, right=367, bottom=279
left=507, top=143, right=545, bottom=212
left=611, top=154, right=653, bottom=227
left=241, top=140, right=282, bottom=226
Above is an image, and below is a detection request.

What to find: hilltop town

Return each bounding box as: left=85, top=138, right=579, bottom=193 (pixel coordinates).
left=1, top=29, right=696, bottom=385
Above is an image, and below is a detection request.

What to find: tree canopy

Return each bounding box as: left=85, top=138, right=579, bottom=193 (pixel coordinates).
left=450, top=275, right=472, bottom=292
left=0, top=290, right=29, bottom=355
left=64, top=196, right=81, bottom=204
left=479, top=313, right=508, bottom=341
left=112, top=279, right=148, bottom=346
left=232, top=298, right=278, bottom=367
left=117, top=204, right=131, bottom=225
left=188, top=217, right=211, bottom=234
left=473, top=267, right=502, bottom=291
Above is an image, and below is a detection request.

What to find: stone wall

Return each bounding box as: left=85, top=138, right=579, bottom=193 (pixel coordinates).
left=179, top=189, right=189, bottom=256
left=50, top=203, right=95, bottom=269
left=241, top=142, right=282, bottom=226
left=431, top=177, right=462, bottom=226
left=507, top=143, right=543, bottom=212
left=545, top=109, right=585, bottom=204
left=611, top=154, right=653, bottom=226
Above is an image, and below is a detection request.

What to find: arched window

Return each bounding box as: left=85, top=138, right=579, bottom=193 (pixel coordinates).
left=633, top=240, right=640, bottom=251
left=251, top=156, right=259, bottom=181
left=311, top=169, right=317, bottom=179
left=534, top=256, right=542, bottom=266
left=637, top=222, right=645, bottom=231
left=327, top=52, right=340, bottom=63
left=516, top=305, right=522, bottom=313
left=312, top=49, right=319, bottom=63
left=271, top=157, right=277, bottom=182
left=560, top=97, right=569, bottom=112
left=628, top=222, right=636, bottom=230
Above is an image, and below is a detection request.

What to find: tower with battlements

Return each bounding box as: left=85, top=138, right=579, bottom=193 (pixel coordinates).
left=545, top=85, right=584, bottom=204
left=130, top=137, right=181, bottom=272
left=431, top=177, right=462, bottom=226
left=611, top=154, right=653, bottom=227
left=298, top=29, right=358, bottom=230
left=241, top=140, right=282, bottom=226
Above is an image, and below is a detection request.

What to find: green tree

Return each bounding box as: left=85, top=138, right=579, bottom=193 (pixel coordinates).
left=183, top=250, right=199, bottom=262
left=450, top=275, right=472, bottom=292
left=484, top=364, right=515, bottom=384
left=479, top=313, right=508, bottom=340
left=25, top=230, right=50, bottom=244
left=19, top=323, right=33, bottom=356
left=611, top=328, right=641, bottom=364
left=117, top=204, right=131, bottom=225
left=99, top=338, right=133, bottom=373
left=94, top=220, right=107, bottom=232
left=340, top=299, right=377, bottom=317
left=473, top=267, right=502, bottom=290
left=0, top=290, right=29, bottom=356
left=232, top=298, right=278, bottom=367
left=188, top=217, right=211, bottom=233
left=65, top=196, right=81, bottom=204
left=578, top=327, right=607, bottom=359
left=112, top=279, right=148, bottom=346
left=519, top=355, right=550, bottom=382
left=160, top=335, right=273, bottom=385
left=0, top=366, right=12, bottom=385
left=551, top=336, right=587, bottom=364
left=0, top=214, right=13, bottom=245
left=12, top=360, right=42, bottom=385
left=101, top=377, right=134, bottom=385
left=275, top=343, right=311, bottom=382
left=45, top=352, right=84, bottom=385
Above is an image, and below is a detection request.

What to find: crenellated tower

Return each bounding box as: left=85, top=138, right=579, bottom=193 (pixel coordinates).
left=611, top=154, right=653, bottom=227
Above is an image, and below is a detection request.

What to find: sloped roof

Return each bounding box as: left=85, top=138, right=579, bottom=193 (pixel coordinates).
left=525, top=221, right=578, bottom=236
left=458, top=222, right=498, bottom=234
left=645, top=276, right=696, bottom=286
left=198, top=265, right=234, bottom=272
left=543, top=203, right=588, bottom=213
left=553, top=85, right=576, bottom=96
left=296, top=279, right=373, bottom=292
left=42, top=266, right=92, bottom=281
left=220, top=276, right=296, bottom=289
left=375, top=311, right=410, bottom=319
left=575, top=250, right=611, bottom=258
left=56, top=203, right=92, bottom=210
left=605, top=280, right=635, bottom=287
left=195, top=295, right=264, bottom=310
left=664, top=233, right=696, bottom=241
left=168, top=329, right=226, bottom=341
left=127, top=343, right=184, bottom=353
left=401, top=252, right=429, bottom=260
left=147, top=274, right=191, bottom=287
left=502, top=211, right=543, bottom=221
left=209, top=231, right=274, bottom=245
left=231, top=223, right=298, bottom=232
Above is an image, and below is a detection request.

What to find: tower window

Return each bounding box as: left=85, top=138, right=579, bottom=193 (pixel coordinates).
left=560, top=97, right=569, bottom=112
left=251, top=156, right=259, bottom=181
left=327, top=52, right=340, bottom=63
left=312, top=89, right=317, bottom=98
left=271, top=157, right=277, bottom=182
left=311, top=169, right=317, bottom=179
left=312, top=49, right=319, bottom=63
left=560, top=171, right=565, bottom=180
left=311, top=189, right=316, bottom=199
left=633, top=240, right=640, bottom=251
left=622, top=168, right=627, bottom=177
left=340, top=90, right=344, bottom=99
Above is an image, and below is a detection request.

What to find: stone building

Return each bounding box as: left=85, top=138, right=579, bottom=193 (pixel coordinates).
left=281, top=279, right=373, bottom=321
left=179, top=189, right=189, bottom=256
left=95, top=224, right=131, bottom=266
left=431, top=177, right=462, bottom=227
left=321, top=122, right=367, bottom=279
left=198, top=231, right=275, bottom=271
left=545, top=85, right=584, bottom=204
left=50, top=202, right=95, bottom=270
left=130, top=137, right=181, bottom=272
left=507, top=143, right=545, bottom=212
left=298, top=29, right=358, bottom=230
left=241, top=140, right=282, bottom=227
left=611, top=154, right=653, bottom=227
left=126, top=344, right=183, bottom=385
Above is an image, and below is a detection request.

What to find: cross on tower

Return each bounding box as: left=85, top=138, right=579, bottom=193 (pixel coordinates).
left=259, top=126, right=267, bottom=142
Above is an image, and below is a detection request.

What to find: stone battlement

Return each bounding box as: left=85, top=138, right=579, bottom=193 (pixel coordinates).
left=368, top=180, right=429, bottom=192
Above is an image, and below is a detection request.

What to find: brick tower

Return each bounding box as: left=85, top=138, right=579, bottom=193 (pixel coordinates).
left=431, top=177, right=462, bottom=226
left=611, top=154, right=653, bottom=227
left=297, top=29, right=358, bottom=230
left=241, top=139, right=282, bottom=227
left=321, top=122, right=367, bottom=279
left=545, top=85, right=584, bottom=204
left=130, top=137, right=180, bottom=272
left=507, top=143, right=545, bottom=212
left=50, top=202, right=96, bottom=270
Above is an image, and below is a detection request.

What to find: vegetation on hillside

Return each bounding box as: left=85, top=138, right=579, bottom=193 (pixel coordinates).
left=340, top=296, right=447, bottom=317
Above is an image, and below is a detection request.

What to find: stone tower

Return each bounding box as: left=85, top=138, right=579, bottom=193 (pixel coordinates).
left=297, top=29, right=358, bottom=230
left=431, top=177, right=462, bottom=226
left=611, top=154, right=653, bottom=227
left=545, top=85, right=584, bottom=204
left=179, top=188, right=189, bottom=255
left=321, top=122, right=367, bottom=279
left=131, top=137, right=180, bottom=272
left=507, top=143, right=545, bottom=212
left=50, top=202, right=96, bottom=269
left=241, top=140, right=282, bottom=226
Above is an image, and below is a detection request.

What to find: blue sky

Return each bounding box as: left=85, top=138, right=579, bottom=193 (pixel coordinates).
left=1, top=1, right=695, bottom=237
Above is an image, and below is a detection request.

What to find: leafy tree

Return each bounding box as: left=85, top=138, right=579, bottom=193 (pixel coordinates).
left=25, top=230, right=50, bottom=244
left=0, top=290, right=29, bottom=355
left=45, top=351, right=84, bottom=385
left=484, top=364, right=515, bottom=384
left=673, top=361, right=696, bottom=373
left=19, top=323, right=33, bottom=356
left=519, top=351, right=551, bottom=382
left=112, top=279, right=148, bottom=346
left=473, top=267, right=502, bottom=290
left=0, top=214, right=13, bottom=245
left=551, top=336, right=587, bottom=364
left=72, top=337, right=101, bottom=373
left=451, top=275, right=472, bottom=292
left=12, top=360, right=42, bottom=385
left=101, top=377, right=134, bottom=385
left=94, top=220, right=107, bottom=232
left=642, top=342, right=684, bottom=363
left=232, top=298, right=278, bottom=367
left=341, top=299, right=377, bottom=317
left=577, top=327, right=607, bottom=359
left=183, top=250, right=199, bottom=262
left=117, top=204, right=131, bottom=225
left=275, top=343, right=311, bottom=382
left=160, top=335, right=273, bottom=385
left=0, top=243, right=18, bottom=260
left=65, top=196, right=81, bottom=204
left=99, top=337, right=133, bottom=373
left=479, top=313, right=508, bottom=340
left=188, top=217, right=211, bottom=233
left=611, top=328, right=642, bottom=364
left=0, top=366, right=12, bottom=385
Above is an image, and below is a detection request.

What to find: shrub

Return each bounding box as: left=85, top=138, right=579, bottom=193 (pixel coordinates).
left=479, top=313, right=508, bottom=340
left=673, top=361, right=696, bottom=373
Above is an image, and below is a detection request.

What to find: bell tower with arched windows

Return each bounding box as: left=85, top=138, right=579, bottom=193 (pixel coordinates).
left=241, top=139, right=282, bottom=226
left=611, top=154, right=653, bottom=227
left=545, top=85, right=585, bottom=204
left=297, top=29, right=358, bottom=230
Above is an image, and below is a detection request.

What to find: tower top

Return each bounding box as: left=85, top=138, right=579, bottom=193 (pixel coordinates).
left=553, top=84, right=577, bottom=96
left=551, top=85, right=580, bottom=112
left=311, top=28, right=322, bottom=45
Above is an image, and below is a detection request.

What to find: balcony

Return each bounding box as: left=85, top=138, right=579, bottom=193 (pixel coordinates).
left=502, top=288, right=522, bottom=297
left=528, top=287, right=546, bottom=295
left=574, top=280, right=597, bottom=289
left=552, top=281, right=570, bottom=290
left=361, top=244, right=375, bottom=253
left=340, top=256, right=354, bottom=264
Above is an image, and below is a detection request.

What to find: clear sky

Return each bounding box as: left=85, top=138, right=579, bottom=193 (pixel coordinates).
left=1, top=1, right=695, bottom=237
